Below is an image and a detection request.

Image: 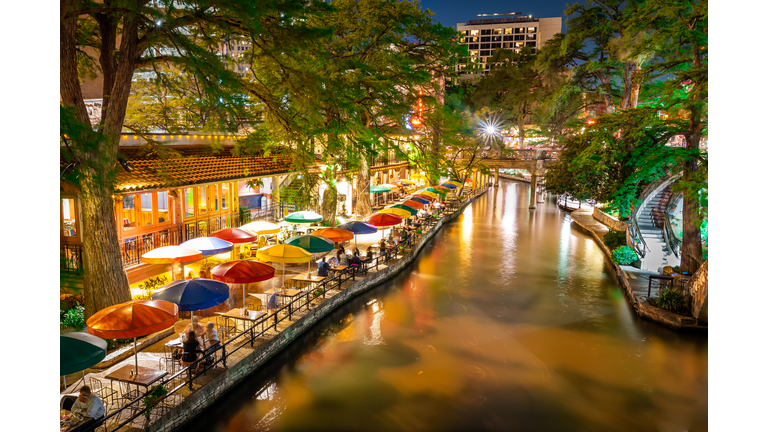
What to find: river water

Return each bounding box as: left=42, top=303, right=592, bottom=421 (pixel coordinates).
left=189, top=181, right=708, bottom=432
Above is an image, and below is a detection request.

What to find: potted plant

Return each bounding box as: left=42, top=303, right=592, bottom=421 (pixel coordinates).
left=142, top=384, right=168, bottom=424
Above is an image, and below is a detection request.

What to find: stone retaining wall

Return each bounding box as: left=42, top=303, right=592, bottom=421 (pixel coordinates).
left=569, top=214, right=698, bottom=330
left=689, top=260, right=708, bottom=323
left=593, top=208, right=627, bottom=232
left=498, top=173, right=531, bottom=183
left=147, top=191, right=486, bottom=432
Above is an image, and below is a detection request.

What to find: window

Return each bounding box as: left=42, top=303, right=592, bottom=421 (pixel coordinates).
left=470, top=36, right=479, bottom=42
left=157, top=191, right=170, bottom=224
left=527, top=33, right=537, bottom=40
left=184, top=188, right=195, bottom=218
left=460, top=37, right=466, bottom=43
left=480, top=36, right=490, bottom=42
left=480, top=50, right=490, bottom=57
left=515, top=27, right=524, bottom=34
left=515, top=42, right=524, bottom=48
left=526, top=41, right=536, bottom=47
left=122, top=195, right=136, bottom=230
left=492, top=36, right=502, bottom=42
left=480, top=43, right=490, bottom=49
left=208, top=184, right=219, bottom=211
left=140, top=193, right=153, bottom=227
left=470, top=30, right=479, bottom=36
left=481, top=29, right=491, bottom=35
left=62, top=198, right=77, bottom=237
left=221, top=183, right=230, bottom=209
left=503, top=35, right=513, bottom=41
left=491, top=43, right=501, bottom=49
left=514, top=35, right=524, bottom=41
left=198, top=186, right=207, bottom=214
left=528, top=27, right=537, bottom=33
left=468, top=44, right=479, bottom=50
left=504, top=28, right=513, bottom=35
left=492, top=29, right=502, bottom=35
left=470, top=50, right=478, bottom=57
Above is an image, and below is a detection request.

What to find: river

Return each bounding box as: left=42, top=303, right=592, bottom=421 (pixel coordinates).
left=188, top=181, right=708, bottom=432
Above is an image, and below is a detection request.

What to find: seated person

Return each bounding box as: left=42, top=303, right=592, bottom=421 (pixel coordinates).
left=386, top=232, right=394, bottom=244
left=326, top=255, right=339, bottom=268
left=349, top=251, right=362, bottom=269
left=337, top=248, right=349, bottom=266
left=353, top=247, right=361, bottom=257
left=203, top=321, right=220, bottom=362
left=184, top=316, right=205, bottom=340
left=267, top=292, right=279, bottom=315
left=69, top=386, right=105, bottom=421
left=181, top=330, right=205, bottom=373
left=366, top=245, right=374, bottom=257
left=317, top=257, right=330, bottom=277
left=379, top=238, right=388, bottom=256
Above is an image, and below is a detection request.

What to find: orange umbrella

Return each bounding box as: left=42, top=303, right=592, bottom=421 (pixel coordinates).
left=366, top=212, right=403, bottom=227
left=311, top=227, right=355, bottom=243
left=400, top=200, right=424, bottom=209
left=87, top=300, right=179, bottom=373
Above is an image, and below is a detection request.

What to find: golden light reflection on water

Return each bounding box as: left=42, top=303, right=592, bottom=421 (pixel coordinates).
left=190, top=182, right=707, bottom=432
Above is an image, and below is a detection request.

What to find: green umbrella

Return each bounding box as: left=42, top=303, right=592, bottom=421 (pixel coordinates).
left=61, top=332, right=107, bottom=377
left=420, top=187, right=447, bottom=197
left=285, top=211, right=323, bottom=223
left=285, top=234, right=335, bottom=276
left=385, top=204, right=418, bottom=216
left=370, top=186, right=391, bottom=194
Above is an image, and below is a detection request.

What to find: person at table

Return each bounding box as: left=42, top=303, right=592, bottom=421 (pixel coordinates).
left=203, top=321, right=220, bottom=363
left=337, top=247, right=349, bottom=266
left=268, top=292, right=279, bottom=315
left=386, top=231, right=394, bottom=245
left=379, top=238, right=388, bottom=256
left=317, top=257, right=330, bottom=277
left=184, top=316, right=205, bottom=340
left=182, top=330, right=205, bottom=373
left=349, top=251, right=362, bottom=270
left=353, top=247, right=361, bottom=257
left=70, top=386, right=105, bottom=421
left=366, top=245, right=375, bottom=257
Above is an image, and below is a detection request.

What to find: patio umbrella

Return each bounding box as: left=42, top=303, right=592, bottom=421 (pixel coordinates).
left=398, top=179, right=415, bottom=185
left=286, top=234, right=335, bottom=276
left=60, top=332, right=107, bottom=381
left=406, top=196, right=431, bottom=205
left=257, top=244, right=312, bottom=287
left=366, top=212, right=403, bottom=227
left=378, top=207, right=412, bottom=219
left=433, top=185, right=452, bottom=192
left=409, top=173, right=428, bottom=180
left=400, top=200, right=424, bottom=210
left=211, top=260, right=276, bottom=310
left=386, top=204, right=418, bottom=216
left=311, top=227, right=355, bottom=243
left=415, top=190, right=438, bottom=199
left=210, top=228, right=257, bottom=244
left=141, top=245, right=203, bottom=281
left=285, top=211, right=323, bottom=224
left=370, top=186, right=391, bottom=194
left=86, top=300, right=179, bottom=374
left=449, top=178, right=464, bottom=184
left=180, top=237, right=234, bottom=256
left=381, top=183, right=403, bottom=189
left=152, top=278, right=230, bottom=322
left=445, top=180, right=463, bottom=187
left=337, top=221, right=378, bottom=247
left=440, top=183, right=458, bottom=189
left=421, top=187, right=447, bottom=197
left=239, top=221, right=281, bottom=235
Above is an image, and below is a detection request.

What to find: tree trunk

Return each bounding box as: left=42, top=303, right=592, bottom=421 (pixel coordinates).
left=321, top=185, right=338, bottom=227
left=355, top=159, right=372, bottom=217
left=679, top=159, right=703, bottom=274
left=621, top=62, right=634, bottom=110
left=630, top=66, right=642, bottom=109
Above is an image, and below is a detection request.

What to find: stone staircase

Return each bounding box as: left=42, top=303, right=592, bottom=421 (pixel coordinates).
left=636, top=184, right=680, bottom=272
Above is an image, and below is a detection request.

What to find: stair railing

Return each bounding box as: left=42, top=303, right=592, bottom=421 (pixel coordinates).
left=629, top=212, right=648, bottom=259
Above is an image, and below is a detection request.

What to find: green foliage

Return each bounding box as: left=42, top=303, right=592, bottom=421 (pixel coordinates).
left=60, top=306, right=85, bottom=331
left=650, top=288, right=689, bottom=314
left=603, top=230, right=627, bottom=250
left=611, top=246, right=638, bottom=265
left=134, top=275, right=169, bottom=301
left=238, top=206, right=251, bottom=225
left=142, top=384, right=168, bottom=419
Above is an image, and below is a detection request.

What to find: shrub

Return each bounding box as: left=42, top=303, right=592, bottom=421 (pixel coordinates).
left=60, top=305, right=85, bottom=330
left=650, top=288, right=688, bottom=314
left=133, top=275, right=168, bottom=300
left=611, top=246, right=638, bottom=265
left=603, top=230, right=627, bottom=250
left=143, top=384, right=168, bottom=420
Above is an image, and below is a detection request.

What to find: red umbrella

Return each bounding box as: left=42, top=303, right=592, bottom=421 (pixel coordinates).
left=211, top=260, right=275, bottom=310
left=210, top=228, right=257, bottom=244
left=86, top=300, right=179, bottom=373
left=366, top=213, right=404, bottom=227
left=412, top=194, right=434, bottom=202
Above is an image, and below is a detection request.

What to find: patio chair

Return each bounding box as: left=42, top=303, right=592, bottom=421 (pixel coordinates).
left=90, top=377, right=118, bottom=406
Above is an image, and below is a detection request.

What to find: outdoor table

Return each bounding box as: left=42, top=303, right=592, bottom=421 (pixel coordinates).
left=290, top=274, right=326, bottom=292
left=105, top=364, right=168, bottom=402
left=260, top=288, right=303, bottom=318
left=329, top=265, right=348, bottom=274
left=60, top=409, right=93, bottom=432
left=218, top=308, right=267, bottom=346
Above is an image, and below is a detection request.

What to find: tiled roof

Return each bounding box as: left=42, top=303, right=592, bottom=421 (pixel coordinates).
left=62, top=145, right=297, bottom=193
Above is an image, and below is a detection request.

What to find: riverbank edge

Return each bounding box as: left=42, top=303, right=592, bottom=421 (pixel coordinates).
left=148, top=190, right=488, bottom=432
left=568, top=210, right=701, bottom=331
left=498, top=173, right=531, bottom=183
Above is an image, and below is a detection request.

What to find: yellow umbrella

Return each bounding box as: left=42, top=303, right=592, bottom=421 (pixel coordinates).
left=410, top=173, right=428, bottom=180
left=256, top=244, right=312, bottom=288
left=415, top=190, right=438, bottom=199
left=240, top=221, right=281, bottom=235
left=377, top=207, right=412, bottom=219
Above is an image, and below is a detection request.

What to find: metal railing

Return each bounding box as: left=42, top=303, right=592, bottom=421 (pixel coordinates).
left=628, top=212, right=648, bottom=259
left=91, top=190, right=477, bottom=432
left=61, top=244, right=83, bottom=273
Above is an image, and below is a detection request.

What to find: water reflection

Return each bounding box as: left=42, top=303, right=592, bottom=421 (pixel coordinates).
left=189, top=181, right=707, bottom=432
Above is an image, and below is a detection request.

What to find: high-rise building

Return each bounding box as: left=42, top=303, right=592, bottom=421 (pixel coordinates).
left=455, top=12, right=562, bottom=79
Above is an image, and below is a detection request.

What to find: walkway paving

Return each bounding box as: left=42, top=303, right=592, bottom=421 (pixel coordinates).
left=60, top=194, right=476, bottom=432
left=569, top=207, right=609, bottom=236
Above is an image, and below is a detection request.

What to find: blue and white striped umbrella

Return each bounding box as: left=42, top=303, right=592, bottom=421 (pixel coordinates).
left=180, top=237, right=234, bottom=256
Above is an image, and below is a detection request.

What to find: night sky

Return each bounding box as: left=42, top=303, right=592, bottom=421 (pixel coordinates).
left=419, top=0, right=572, bottom=31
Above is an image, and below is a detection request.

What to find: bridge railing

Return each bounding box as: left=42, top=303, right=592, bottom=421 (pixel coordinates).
left=450, top=149, right=560, bottom=161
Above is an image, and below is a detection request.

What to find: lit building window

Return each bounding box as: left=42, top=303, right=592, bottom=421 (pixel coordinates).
left=123, top=195, right=136, bottom=230
left=157, top=191, right=170, bottom=224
